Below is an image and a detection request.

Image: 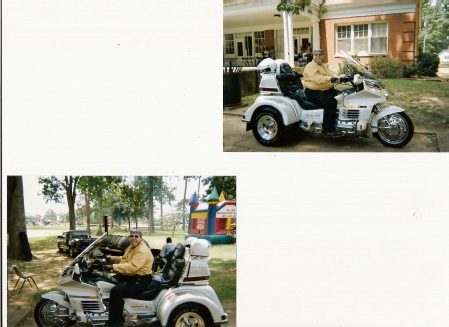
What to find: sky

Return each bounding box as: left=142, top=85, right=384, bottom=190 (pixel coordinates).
left=22, top=176, right=209, bottom=217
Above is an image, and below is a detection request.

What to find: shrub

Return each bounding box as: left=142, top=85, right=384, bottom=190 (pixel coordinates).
left=415, top=52, right=439, bottom=77
left=369, top=55, right=401, bottom=78
left=402, top=63, right=417, bottom=78
left=401, top=53, right=439, bottom=78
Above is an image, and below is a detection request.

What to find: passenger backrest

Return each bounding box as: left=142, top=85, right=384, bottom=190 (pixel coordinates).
left=276, top=62, right=304, bottom=96
left=161, top=243, right=185, bottom=284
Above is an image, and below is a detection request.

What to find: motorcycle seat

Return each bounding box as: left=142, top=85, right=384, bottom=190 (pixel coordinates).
left=275, top=62, right=320, bottom=110
left=136, top=244, right=186, bottom=301
left=276, top=62, right=304, bottom=93
left=290, top=90, right=321, bottom=110
left=138, top=279, right=170, bottom=301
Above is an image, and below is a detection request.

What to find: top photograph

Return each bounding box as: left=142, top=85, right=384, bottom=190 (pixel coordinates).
left=223, top=0, right=449, bottom=152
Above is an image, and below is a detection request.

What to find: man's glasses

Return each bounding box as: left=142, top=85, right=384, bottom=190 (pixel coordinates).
left=129, top=235, right=140, bottom=238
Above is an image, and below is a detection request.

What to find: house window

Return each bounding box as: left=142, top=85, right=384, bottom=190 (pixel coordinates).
left=353, top=24, right=368, bottom=53
left=276, top=30, right=284, bottom=53
left=293, top=27, right=310, bottom=34
left=254, top=31, right=265, bottom=54
left=337, top=22, right=388, bottom=55
left=371, top=23, right=388, bottom=54
left=225, top=34, right=235, bottom=55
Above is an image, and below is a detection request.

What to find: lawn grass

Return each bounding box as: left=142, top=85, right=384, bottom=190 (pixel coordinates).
left=209, top=258, right=236, bottom=301
left=28, top=236, right=57, bottom=252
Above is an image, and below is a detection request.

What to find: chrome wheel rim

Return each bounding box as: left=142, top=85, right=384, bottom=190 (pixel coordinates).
left=257, top=115, right=278, bottom=141
left=175, top=312, right=205, bottom=327
left=38, top=301, right=71, bottom=327
left=377, top=113, right=409, bottom=145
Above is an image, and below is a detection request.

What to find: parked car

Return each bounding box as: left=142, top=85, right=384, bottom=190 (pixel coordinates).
left=57, top=230, right=96, bottom=258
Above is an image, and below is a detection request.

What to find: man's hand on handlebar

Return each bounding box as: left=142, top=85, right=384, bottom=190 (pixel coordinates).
left=330, top=77, right=339, bottom=83
left=104, top=265, right=114, bottom=272
left=339, top=76, right=352, bottom=83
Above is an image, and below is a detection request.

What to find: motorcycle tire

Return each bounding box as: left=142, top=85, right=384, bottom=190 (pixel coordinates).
left=34, top=298, right=75, bottom=327
left=167, top=303, right=213, bottom=327
left=374, top=112, right=414, bottom=148
left=252, top=107, right=286, bottom=146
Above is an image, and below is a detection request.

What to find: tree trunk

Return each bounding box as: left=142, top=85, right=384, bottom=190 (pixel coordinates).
left=148, top=187, right=155, bottom=233
left=85, top=193, right=91, bottom=233
left=96, top=203, right=103, bottom=235
left=7, top=176, right=28, bottom=260
left=182, top=178, right=187, bottom=231
left=64, top=176, right=78, bottom=230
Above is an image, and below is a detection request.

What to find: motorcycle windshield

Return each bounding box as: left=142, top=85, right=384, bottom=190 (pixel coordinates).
left=68, top=232, right=108, bottom=267
left=338, top=50, right=376, bottom=79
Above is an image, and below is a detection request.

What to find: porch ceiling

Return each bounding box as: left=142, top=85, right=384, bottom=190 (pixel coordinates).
left=223, top=7, right=284, bottom=31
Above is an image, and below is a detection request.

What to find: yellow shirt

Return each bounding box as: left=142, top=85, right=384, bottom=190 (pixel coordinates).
left=111, top=241, right=154, bottom=276
left=303, top=60, right=334, bottom=91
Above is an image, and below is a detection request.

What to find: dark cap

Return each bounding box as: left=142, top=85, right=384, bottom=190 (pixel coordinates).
left=130, top=229, right=142, bottom=237
left=313, top=49, right=324, bottom=55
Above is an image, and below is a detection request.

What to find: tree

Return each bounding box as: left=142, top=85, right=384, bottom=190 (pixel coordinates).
left=164, top=211, right=183, bottom=236
left=43, top=209, right=57, bottom=224
left=135, top=176, right=165, bottom=234
left=38, top=176, right=80, bottom=230
left=78, top=176, right=122, bottom=235
left=58, top=212, right=70, bottom=224
left=277, top=0, right=318, bottom=15
left=181, top=176, right=201, bottom=231
left=7, top=176, right=28, bottom=260
left=106, top=182, right=130, bottom=229
left=121, top=183, right=147, bottom=230
left=164, top=199, right=186, bottom=236
left=155, top=180, right=176, bottom=227
left=201, top=176, right=237, bottom=202
left=419, top=2, right=449, bottom=53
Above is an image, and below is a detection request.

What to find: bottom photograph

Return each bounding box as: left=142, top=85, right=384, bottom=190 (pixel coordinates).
left=6, top=175, right=236, bottom=327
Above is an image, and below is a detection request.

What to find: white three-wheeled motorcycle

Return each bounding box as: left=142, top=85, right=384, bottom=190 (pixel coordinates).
left=242, top=50, right=414, bottom=147
left=34, top=233, right=228, bottom=327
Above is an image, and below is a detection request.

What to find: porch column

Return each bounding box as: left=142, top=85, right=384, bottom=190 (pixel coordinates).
left=283, top=11, right=294, bottom=66
left=311, top=18, right=320, bottom=51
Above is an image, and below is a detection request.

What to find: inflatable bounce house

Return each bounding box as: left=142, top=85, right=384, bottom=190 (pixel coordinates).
left=185, top=187, right=236, bottom=244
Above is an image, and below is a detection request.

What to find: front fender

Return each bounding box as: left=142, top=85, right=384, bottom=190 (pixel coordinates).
left=370, top=105, right=405, bottom=132
left=243, top=96, right=300, bottom=127
left=41, top=291, right=74, bottom=313
left=157, top=287, right=226, bottom=326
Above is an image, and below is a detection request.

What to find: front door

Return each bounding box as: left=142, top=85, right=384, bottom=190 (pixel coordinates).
left=236, top=36, right=253, bottom=66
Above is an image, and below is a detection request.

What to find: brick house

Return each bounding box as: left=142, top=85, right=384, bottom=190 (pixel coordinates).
left=224, top=0, right=422, bottom=70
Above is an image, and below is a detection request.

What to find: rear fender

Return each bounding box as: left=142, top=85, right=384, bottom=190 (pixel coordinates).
left=41, top=291, right=74, bottom=313
left=157, top=287, right=225, bottom=326
left=243, top=97, right=300, bottom=128
left=371, top=105, right=405, bottom=132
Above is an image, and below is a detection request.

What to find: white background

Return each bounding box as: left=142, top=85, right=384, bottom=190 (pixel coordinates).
left=3, top=1, right=449, bottom=326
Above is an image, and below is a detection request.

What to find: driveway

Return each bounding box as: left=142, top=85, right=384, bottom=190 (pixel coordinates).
left=223, top=105, right=445, bottom=152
